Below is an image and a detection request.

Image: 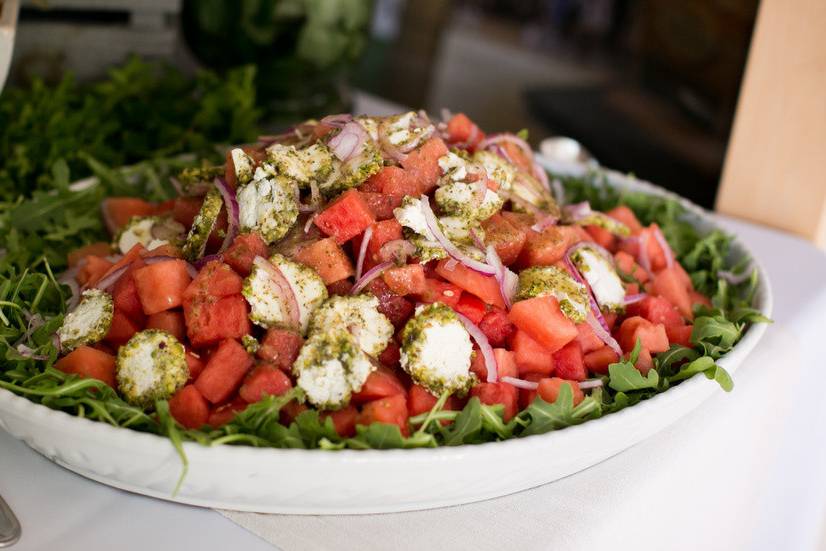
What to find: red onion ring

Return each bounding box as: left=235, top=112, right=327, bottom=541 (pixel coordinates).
left=213, top=178, right=239, bottom=253
left=562, top=253, right=609, bottom=333
left=578, top=379, right=604, bottom=390
left=623, top=293, right=647, bottom=305
left=351, top=261, right=393, bottom=295
left=253, top=256, right=300, bottom=328
left=563, top=201, right=592, bottom=221
left=638, top=232, right=652, bottom=274
left=501, top=376, right=538, bottom=390
left=530, top=214, right=559, bottom=233
left=377, top=240, right=416, bottom=265
left=652, top=226, right=674, bottom=269
left=320, top=114, right=354, bottom=128
left=455, top=312, right=498, bottom=382
left=420, top=196, right=496, bottom=275
left=585, top=312, right=622, bottom=356
left=16, top=343, right=48, bottom=361
left=355, top=226, right=373, bottom=281
left=328, top=121, right=369, bottom=162
left=485, top=245, right=517, bottom=309
left=551, top=178, right=565, bottom=204
left=93, top=263, right=131, bottom=291
left=718, top=268, right=753, bottom=285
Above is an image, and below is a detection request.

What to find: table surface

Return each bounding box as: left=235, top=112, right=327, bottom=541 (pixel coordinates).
left=3, top=213, right=825, bottom=551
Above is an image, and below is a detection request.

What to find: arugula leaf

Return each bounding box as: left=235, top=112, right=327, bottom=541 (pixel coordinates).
left=691, top=315, right=741, bottom=358
left=608, top=362, right=659, bottom=392
left=519, top=383, right=580, bottom=436
left=443, top=397, right=483, bottom=446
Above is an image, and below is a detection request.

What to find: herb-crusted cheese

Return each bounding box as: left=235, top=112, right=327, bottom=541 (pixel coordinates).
left=57, top=289, right=113, bottom=351
left=181, top=189, right=223, bottom=260
left=317, top=140, right=383, bottom=197
left=231, top=148, right=255, bottom=186
left=293, top=328, right=375, bottom=410
left=516, top=266, right=589, bottom=322
left=270, top=254, right=327, bottom=335
left=400, top=303, right=474, bottom=396
left=435, top=181, right=503, bottom=221
left=571, top=247, right=626, bottom=313
left=116, top=329, right=188, bottom=408
left=115, top=216, right=179, bottom=255
left=237, top=171, right=299, bottom=244
left=308, top=295, right=393, bottom=357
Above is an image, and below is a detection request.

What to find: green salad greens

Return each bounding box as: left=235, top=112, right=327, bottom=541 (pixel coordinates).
left=0, top=62, right=769, bottom=467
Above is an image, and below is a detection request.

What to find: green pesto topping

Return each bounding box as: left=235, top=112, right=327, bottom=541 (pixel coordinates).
left=237, top=174, right=299, bottom=244
left=57, top=289, right=114, bottom=351
left=242, top=263, right=291, bottom=329
left=181, top=188, right=223, bottom=261
left=176, top=165, right=224, bottom=196
left=435, top=181, right=504, bottom=222
left=571, top=248, right=626, bottom=314
left=515, top=266, right=589, bottom=323
left=573, top=213, right=630, bottom=237
left=318, top=140, right=383, bottom=197
left=115, top=329, right=188, bottom=408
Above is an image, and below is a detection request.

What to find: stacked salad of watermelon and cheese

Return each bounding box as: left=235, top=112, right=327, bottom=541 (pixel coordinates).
left=55, top=111, right=712, bottom=436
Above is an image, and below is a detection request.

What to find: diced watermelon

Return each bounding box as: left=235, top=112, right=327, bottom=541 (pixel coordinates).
left=327, top=279, right=353, bottom=296
left=314, top=189, right=376, bottom=244
left=367, top=279, right=415, bottom=328
left=183, top=260, right=243, bottom=300
left=614, top=250, right=650, bottom=283
left=153, top=199, right=176, bottom=215
left=359, top=191, right=404, bottom=221
left=605, top=205, right=643, bottom=234
left=478, top=309, right=515, bottom=347
left=320, top=405, right=358, bottom=437
left=407, top=384, right=462, bottom=419
left=68, top=242, right=112, bottom=268
left=617, top=316, right=670, bottom=354
left=256, top=328, right=303, bottom=371
left=690, top=290, right=712, bottom=309
left=492, top=348, right=518, bottom=379
left=105, top=310, right=140, bottom=346
left=416, top=277, right=462, bottom=309
left=626, top=295, right=684, bottom=328
left=481, top=213, right=528, bottom=265
left=574, top=322, right=604, bottom=354
left=132, top=259, right=192, bottom=316
left=470, top=382, right=518, bottom=422
left=293, top=237, right=355, bottom=284
left=195, top=338, right=254, bottom=404
left=635, top=348, right=654, bottom=375
left=184, top=294, right=251, bottom=348
left=510, top=329, right=555, bottom=376
left=169, top=384, right=210, bottom=429
left=223, top=232, right=269, bottom=277
left=185, top=350, right=205, bottom=381
left=351, top=367, right=407, bottom=404
left=508, top=296, right=578, bottom=353
left=146, top=310, right=186, bottom=342
left=551, top=341, right=587, bottom=381
left=583, top=345, right=619, bottom=375
left=537, top=377, right=585, bottom=406
left=445, top=113, right=485, bottom=149
left=172, top=196, right=205, bottom=228
left=435, top=259, right=505, bottom=309
left=453, top=293, right=487, bottom=325
left=517, top=372, right=545, bottom=409
left=55, top=346, right=116, bottom=388
left=208, top=397, right=249, bottom=428
left=585, top=225, right=617, bottom=252
left=239, top=365, right=293, bottom=403
left=362, top=165, right=418, bottom=197
left=652, top=266, right=693, bottom=319
left=76, top=256, right=114, bottom=287
left=111, top=265, right=146, bottom=323
left=382, top=263, right=426, bottom=296
left=379, top=341, right=401, bottom=367
left=603, top=312, right=618, bottom=331
left=666, top=324, right=693, bottom=347
left=400, top=137, right=448, bottom=194
left=356, top=394, right=410, bottom=436
left=469, top=348, right=487, bottom=380
left=517, top=225, right=582, bottom=268
left=101, top=197, right=155, bottom=234
left=351, top=219, right=403, bottom=272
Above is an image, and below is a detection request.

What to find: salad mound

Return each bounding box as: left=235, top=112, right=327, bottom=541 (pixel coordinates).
left=0, top=110, right=768, bottom=452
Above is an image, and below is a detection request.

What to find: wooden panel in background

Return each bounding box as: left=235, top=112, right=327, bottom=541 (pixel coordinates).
left=717, top=0, right=826, bottom=248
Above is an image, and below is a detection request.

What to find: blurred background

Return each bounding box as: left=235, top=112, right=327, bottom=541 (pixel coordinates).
left=3, top=0, right=758, bottom=208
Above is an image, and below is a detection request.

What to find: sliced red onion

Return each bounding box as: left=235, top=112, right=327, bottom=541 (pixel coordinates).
left=419, top=196, right=496, bottom=275
left=551, top=178, right=565, bottom=205
left=351, top=261, right=393, bottom=295
left=169, top=176, right=184, bottom=197
left=93, top=263, right=131, bottom=291
left=378, top=132, right=408, bottom=162
left=578, top=379, right=604, bottom=390
left=478, top=133, right=533, bottom=160
left=455, top=312, right=498, bottom=382
left=585, top=312, right=622, bottom=356
left=193, top=254, right=223, bottom=270
left=501, top=376, right=538, bottom=390
left=253, top=256, right=300, bottom=327
left=355, top=226, right=373, bottom=281
left=485, top=245, right=517, bottom=309
left=328, top=121, right=369, bottom=162
left=533, top=162, right=550, bottom=192
left=562, top=253, right=608, bottom=333
left=59, top=268, right=82, bottom=310
left=718, top=267, right=753, bottom=285
left=378, top=239, right=416, bottom=265
left=304, top=213, right=317, bottom=234
left=623, top=293, right=647, bottom=305
left=638, top=232, right=652, bottom=274
left=320, top=113, right=354, bottom=128
left=213, top=178, right=239, bottom=253
left=530, top=214, right=559, bottom=232
left=443, top=258, right=458, bottom=271
left=16, top=343, right=48, bottom=361
left=563, top=201, right=592, bottom=221
left=652, top=226, right=674, bottom=269
left=567, top=240, right=615, bottom=265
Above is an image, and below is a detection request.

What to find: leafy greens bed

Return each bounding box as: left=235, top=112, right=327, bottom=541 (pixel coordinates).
left=0, top=61, right=768, bottom=464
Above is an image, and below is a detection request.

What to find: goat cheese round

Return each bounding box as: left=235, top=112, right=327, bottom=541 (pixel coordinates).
left=293, top=328, right=375, bottom=410
left=116, top=329, right=188, bottom=408
left=308, top=295, right=393, bottom=357
left=115, top=216, right=179, bottom=255
left=57, top=289, right=113, bottom=351
left=516, top=266, right=589, bottom=322
left=571, top=246, right=626, bottom=313
left=230, top=148, right=255, bottom=186
left=181, top=189, right=223, bottom=260
left=400, top=303, right=474, bottom=396
left=237, top=172, right=299, bottom=244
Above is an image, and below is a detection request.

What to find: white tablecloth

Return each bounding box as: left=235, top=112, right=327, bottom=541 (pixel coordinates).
left=2, top=215, right=825, bottom=551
